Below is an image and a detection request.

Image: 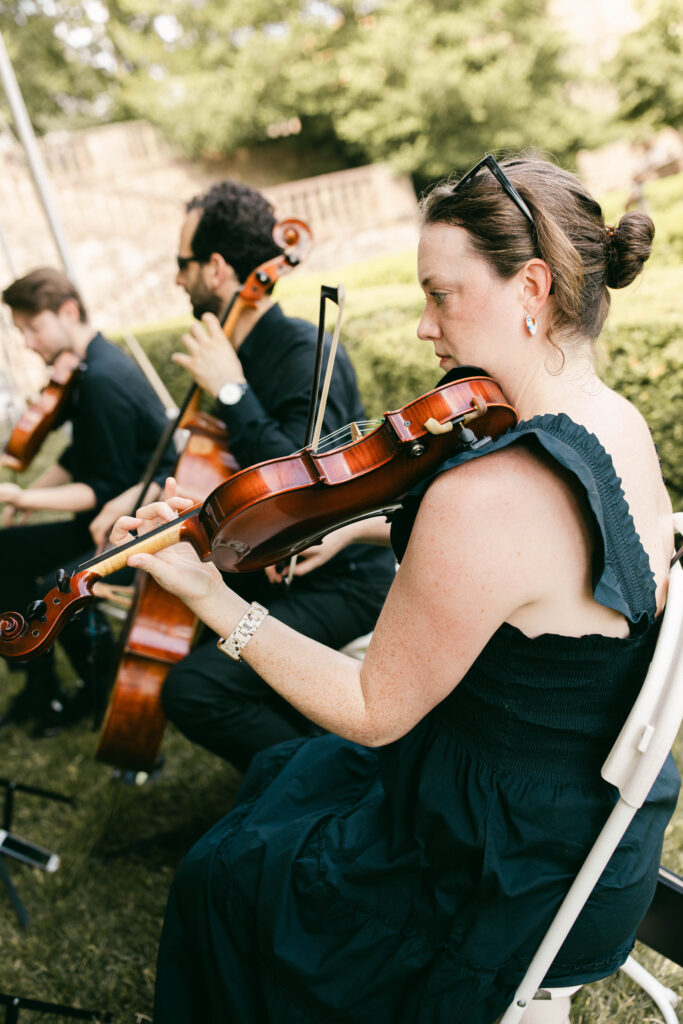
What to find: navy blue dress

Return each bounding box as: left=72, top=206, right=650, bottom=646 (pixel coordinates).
left=154, top=414, right=680, bottom=1024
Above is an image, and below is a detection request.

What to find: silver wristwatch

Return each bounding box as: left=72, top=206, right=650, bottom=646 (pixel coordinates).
left=218, top=380, right=248, bottom=406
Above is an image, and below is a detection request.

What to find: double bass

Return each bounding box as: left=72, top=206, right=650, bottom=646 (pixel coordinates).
left=95, top=219, right=313, bottom=772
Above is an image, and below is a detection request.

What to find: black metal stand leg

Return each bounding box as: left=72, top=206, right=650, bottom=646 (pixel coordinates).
left=0, top=779, right=72, bottom=924
left=4, top=997, right=19, bottom=1024
left=0, top=993, right=112, bottom=1021
left=0, top=857, right=28, bottom=927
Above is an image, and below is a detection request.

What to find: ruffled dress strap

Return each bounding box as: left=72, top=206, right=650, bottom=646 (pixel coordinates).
left=390, top=412, right=657, bottom=634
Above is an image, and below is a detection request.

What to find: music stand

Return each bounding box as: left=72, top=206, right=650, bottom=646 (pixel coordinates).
left=0, top=777, right=73, bottom=927
left=0, top=992, right=113, bottom=1023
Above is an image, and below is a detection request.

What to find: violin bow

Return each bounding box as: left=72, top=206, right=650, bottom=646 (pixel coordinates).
left=284, top=283, right=346, bottom=586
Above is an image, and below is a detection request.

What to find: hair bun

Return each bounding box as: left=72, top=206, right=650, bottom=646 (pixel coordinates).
left=606, top=210, right=655, bottom=289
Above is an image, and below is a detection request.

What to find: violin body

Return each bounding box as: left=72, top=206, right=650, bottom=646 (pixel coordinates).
left=96, top=409, right=239, bottom=772
left=0, top=374, right=516, bottom=665
left=200, top=374, right=516, bottom=572
left=1, top=350, right=82, bottom=472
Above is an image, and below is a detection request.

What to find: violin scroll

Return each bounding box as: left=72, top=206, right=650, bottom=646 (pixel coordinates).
left=0, top=569, right=100, bottom=660
left=0, top=611, right=25, bottom=641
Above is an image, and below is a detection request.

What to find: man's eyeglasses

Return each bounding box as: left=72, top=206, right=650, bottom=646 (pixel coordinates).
left=176, top=255, right=203, bottom=272
left=454, top=154, right=535, bottom=230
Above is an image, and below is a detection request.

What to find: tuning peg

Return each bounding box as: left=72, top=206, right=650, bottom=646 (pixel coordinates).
left=26, top=599, right=47, bottom=623
left=55, top=569, right=71, bottom=593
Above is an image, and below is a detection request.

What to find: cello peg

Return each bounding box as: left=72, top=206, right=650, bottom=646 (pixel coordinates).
left=26, top=599, right=48, bottom=623
left=55, top=568, right=71, bottom=593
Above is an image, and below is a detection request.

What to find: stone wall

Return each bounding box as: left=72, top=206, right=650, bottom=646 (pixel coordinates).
left=0, top=120, right=418, bottom=337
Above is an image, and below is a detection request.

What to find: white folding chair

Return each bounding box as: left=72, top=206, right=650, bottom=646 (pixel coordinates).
left=500, top=512, right=683, bottom=1024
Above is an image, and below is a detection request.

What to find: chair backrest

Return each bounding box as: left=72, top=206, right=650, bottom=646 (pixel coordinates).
left=602, top=513, right=683, bottom=807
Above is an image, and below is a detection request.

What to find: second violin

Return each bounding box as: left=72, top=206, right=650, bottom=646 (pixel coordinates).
left=2, top=350, right=83, bottom=472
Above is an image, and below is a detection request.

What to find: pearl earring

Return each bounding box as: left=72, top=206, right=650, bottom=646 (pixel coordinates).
left=524, top=312, right=537, bottom=336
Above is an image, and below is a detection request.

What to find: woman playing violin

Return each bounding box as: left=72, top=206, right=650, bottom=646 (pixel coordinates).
left=112, top=155, right=678, bottom=1024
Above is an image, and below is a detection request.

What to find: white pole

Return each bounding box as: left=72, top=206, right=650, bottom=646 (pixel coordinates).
left=0, top=217, right=16, bottom=278
left=0, top=29, right=78, bottom=283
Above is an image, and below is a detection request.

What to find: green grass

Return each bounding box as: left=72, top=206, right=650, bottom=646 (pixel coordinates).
left=1, top=174, right=682, bottom=1023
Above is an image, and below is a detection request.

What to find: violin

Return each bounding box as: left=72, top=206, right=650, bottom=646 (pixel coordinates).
left=1, top=350, right=83, bottom=472
left=0, top=372, right=517, bottom=665
left=95, top=218, right=313, bottom=772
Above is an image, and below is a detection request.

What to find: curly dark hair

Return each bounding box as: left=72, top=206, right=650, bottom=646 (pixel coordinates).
left=186, top=180, right=282, bottom=283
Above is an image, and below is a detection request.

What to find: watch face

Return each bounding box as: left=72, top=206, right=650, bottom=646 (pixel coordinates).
left=219, top=381, right=246, bottom=405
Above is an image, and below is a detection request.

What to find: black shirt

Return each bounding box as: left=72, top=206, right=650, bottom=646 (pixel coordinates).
left=216, top=304, right=395, bottom=584
left=58, top=332, right=175, bottom=515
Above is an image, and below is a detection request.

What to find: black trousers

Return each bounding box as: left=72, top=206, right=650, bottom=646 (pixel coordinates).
left=0, top=518, right=121, bottom=695
left=161, top=566, right=391, bottom=772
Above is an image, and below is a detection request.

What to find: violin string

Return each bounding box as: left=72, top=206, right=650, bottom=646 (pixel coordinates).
left=76, top=505, right=199, bottom=573
left=297, top=419, right=383, bottom=454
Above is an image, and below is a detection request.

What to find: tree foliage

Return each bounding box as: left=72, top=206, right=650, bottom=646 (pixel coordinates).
left=0, top=1, right=117, bottom=129
left=0, top=0, right=599, bottom=179
left=609, top=0, right=683, bottom=129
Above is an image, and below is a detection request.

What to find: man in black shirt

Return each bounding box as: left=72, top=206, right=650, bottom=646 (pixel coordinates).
left=0, top=267, right=175, bottom=732
left=161, top=179, right=396, bottom=771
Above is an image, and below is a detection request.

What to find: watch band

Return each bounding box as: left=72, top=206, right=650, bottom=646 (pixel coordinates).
left=216, top=602, right=269, bottom=661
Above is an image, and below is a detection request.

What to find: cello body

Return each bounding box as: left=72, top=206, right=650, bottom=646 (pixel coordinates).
left=95, top=410, right=239, bottom=772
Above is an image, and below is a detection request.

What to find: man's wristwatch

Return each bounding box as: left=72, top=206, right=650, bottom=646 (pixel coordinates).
left=218, top=380, right=248, bottom=406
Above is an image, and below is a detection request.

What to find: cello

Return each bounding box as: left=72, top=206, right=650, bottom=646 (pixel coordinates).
left=94, top=219, right=313, bottom=772
left=0, top=372, right=517, bottom=660
left=1, top=350, right=83, bottom=472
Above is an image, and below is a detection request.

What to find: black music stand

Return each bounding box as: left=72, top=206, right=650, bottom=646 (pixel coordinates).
left=0, top=777, right=73, bottom=927
left=0, top=992, right=112, bottom=1023
left=0, top=786, right=113, bottom=1023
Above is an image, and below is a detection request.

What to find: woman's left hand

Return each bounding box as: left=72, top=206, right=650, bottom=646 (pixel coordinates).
left=109, top=478, right=226, bottom=613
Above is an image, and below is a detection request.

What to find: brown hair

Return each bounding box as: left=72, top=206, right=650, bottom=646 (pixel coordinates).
left=419, top=156, right=654, bottom=344
left=2, top=267, right=88, bottom=322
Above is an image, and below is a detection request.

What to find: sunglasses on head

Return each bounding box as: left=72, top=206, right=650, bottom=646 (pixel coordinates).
left=454, top=154, right=535, bottom=229
left=453, top=154, right=552, bottom=289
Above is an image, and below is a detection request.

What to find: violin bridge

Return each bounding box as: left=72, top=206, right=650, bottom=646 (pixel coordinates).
left=349, top=421, right=363, bottom=442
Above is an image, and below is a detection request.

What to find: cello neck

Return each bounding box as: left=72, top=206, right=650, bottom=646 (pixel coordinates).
left=123, top=289, right=246, bottom=519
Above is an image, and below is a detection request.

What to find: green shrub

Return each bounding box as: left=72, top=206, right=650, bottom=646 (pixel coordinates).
left=116, top=318, right=194, bottom=409
left=599, top=322, right=682, bottom=509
